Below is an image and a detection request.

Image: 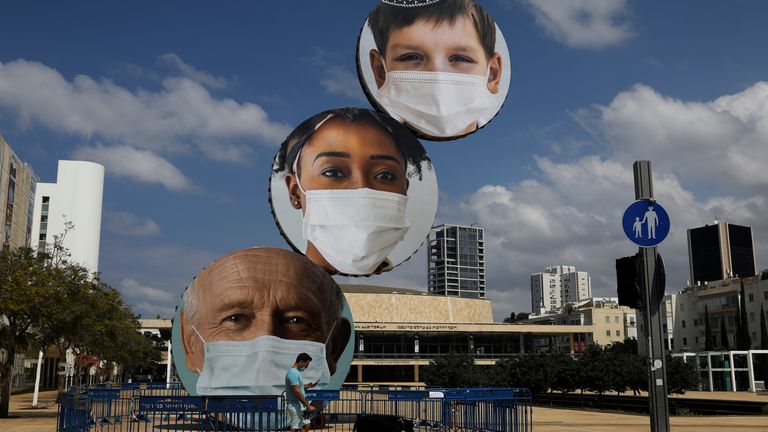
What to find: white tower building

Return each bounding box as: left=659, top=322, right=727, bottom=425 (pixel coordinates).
left=31, top=160, right=104, bottom=273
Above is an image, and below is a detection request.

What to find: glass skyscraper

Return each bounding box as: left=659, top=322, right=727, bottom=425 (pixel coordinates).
left=428, top=224, right=486, bottom=298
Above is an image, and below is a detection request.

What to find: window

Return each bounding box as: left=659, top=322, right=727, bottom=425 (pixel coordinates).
left=605, top=316, right=610, bottom=324
left=683, top=337, right=688, bottom=345
left=680, top=303, right=684, bottom=311
left=749, top=293, right=754, bottom=302
left=615, top=316, right=620, bottom=323
left=615, top=330, right=621, bottom=337
left=750, top=313, right=755, bottom=322
left=764, top=291, right=768, bottom=300
left=606, top=330, right=611, bottom=337
left=682, top=320, right=686, bottom=328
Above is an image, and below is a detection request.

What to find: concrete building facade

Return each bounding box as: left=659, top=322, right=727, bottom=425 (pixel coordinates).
left=530, top=265, right=592, bottom=313
left=524, top=297, right=636, bottom=352
left=428, top=224, right=486, bottom=298
left=664, top=274, right=768, bottom=353
left=31, top=160, right=104, bottom=273
left=0, top=136, right=37, bottom=251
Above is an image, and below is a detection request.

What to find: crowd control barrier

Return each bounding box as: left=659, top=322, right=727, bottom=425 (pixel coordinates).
left=58, top=383, right=533, bottom=432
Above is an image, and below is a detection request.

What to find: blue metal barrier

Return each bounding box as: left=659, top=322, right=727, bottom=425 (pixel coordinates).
left=57, top=385, right=533, bottom=432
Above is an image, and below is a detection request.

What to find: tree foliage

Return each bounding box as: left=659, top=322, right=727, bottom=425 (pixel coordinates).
left=704, top=305, right=714, bottom=351
left=0, top=246, right=157, bottom=417
left=502, top=312, right=529, bottom=323
left=421, top=338, right=698, bottom=398
left=665, top=355, right=699, bottom=395
left=420, top=353, right=487, bottom=388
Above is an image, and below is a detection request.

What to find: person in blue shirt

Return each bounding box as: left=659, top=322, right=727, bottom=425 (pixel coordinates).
left=285, top=353, right=317, bottom=432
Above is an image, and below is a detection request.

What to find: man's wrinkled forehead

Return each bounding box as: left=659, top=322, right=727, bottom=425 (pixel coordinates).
left=194, top=249, right=336, bottom=303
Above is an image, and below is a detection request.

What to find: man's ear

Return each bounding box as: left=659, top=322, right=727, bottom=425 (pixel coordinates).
left=180, top=310, right=202, bottom=373
left=284, top=173, right=303, bottom=210
left=370, top=49, right=387, bottom=89
left=327, top=318, right=352, bottom=375
left=486, top=52, right=502, bottom=95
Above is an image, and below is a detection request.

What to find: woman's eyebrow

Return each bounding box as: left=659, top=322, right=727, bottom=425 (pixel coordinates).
left=370, top=154, right=402, bottom=165
left=313, top=151, right=350, bottom=164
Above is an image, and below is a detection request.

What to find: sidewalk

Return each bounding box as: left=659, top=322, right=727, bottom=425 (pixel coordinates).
left=1, top=390, right=59, bottom=432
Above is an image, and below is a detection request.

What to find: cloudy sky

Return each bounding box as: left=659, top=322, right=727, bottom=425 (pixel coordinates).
left=2, top=1, right=767, bottom=321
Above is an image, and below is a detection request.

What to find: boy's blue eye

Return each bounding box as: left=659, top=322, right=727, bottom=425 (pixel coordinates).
left=449, top=55, right=476, bottom=64
left=395, top=53, right=424, bottom=62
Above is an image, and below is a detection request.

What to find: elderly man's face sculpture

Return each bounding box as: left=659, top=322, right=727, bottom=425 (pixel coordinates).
left=180, top=248, right=350, bottom=376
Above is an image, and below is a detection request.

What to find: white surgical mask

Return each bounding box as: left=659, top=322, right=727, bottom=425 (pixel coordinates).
left=191, top=325, right=333, bottom=396
left=376, top=66, right=497, bottom=137
left=292, top=154, right=411, bottom=275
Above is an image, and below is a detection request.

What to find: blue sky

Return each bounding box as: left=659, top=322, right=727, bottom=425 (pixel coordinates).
left=2, top=0, right=767, bottom=320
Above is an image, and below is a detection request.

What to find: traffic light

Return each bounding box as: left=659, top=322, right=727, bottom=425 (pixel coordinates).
left=616, top=253, right=643, bottom=309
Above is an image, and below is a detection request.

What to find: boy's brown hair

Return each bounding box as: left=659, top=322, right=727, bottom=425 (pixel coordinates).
left=368, top=0, right=497, bottom=60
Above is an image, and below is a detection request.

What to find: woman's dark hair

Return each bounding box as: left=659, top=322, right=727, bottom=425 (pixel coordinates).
left=273, top=107, right=431, bottom=180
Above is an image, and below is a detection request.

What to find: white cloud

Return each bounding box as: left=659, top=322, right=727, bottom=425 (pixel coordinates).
left=72, top=144, right=195, bottom=192
left=523, top=0, right=634, bottom=49
left=0, top=59, right=292, bottom=165
left=120, top=278, right=174, bottom=303
left=320, top=66, right=365, bottom=100
left=158, top=53, right=228, bottom=89
left=307, top=49, right=365, bottom=101
left=105, top=211, right=160, bottom=236
left=589, top=82, right=768, bottom=190
left=453, top=156, right=768, bottom=320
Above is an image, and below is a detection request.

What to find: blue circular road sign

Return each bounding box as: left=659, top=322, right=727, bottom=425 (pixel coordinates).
left=622, top=199, right=670, bottom=247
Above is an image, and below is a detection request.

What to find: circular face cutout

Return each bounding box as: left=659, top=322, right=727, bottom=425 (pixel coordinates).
left=269, top=107, right=438, bottom=277
left=357, top=0, right=511, bottom=140
left=171, top=247, right=354, bottom=396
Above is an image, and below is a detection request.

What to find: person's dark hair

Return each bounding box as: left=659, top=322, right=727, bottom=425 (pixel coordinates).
left=368, top=0, right=496, bottom=60
left=273, top=107, right=431, bottom=180
left=296, top=353, right=313, bottom=363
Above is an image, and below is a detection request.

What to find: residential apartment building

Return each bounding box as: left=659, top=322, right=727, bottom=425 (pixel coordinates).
left=664, top=274, right=768, bottom=352
left=524, top=297, right=636, bottom=352
left=0, top=136, right=37, bottom=251
left=531, top=265, right=592, bottom=313
left=428, top=224, right=486, bottom=298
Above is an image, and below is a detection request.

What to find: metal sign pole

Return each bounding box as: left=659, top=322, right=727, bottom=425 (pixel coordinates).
left=633, top=160, right=670, bottom=432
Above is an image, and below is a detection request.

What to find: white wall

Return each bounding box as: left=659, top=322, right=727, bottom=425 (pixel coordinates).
left=31, top=160, right=104, bottom=273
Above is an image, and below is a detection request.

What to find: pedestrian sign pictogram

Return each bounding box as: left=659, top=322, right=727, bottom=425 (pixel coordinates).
left=622, top=199, right=670, bottom=247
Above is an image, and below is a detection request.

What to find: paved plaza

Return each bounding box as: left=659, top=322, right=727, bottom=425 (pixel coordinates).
left=1, top=390, right=767, bottom=432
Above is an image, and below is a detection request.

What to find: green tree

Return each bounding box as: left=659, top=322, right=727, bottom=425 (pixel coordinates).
left=756, top=304, right=768, bottom=382
left=502, top=312, right=529, bottom=323
left=549, top=352, right=580, bottom=394
left=579, top=343, right=613, bottom=397
left=720, top=318, right=730, bottom=350
left=502, top=312, right=516, bottom=323
left=761, top=304, right=768, bottom=350
left=704, top=305, right=714, bottom=351
left=736, top=279, right=752, bottom=350
left=420, top=353, right=484, bottom=388
left=0, top=247, right=55, bottom=418
left=665, top=355, right=700, bottom=395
